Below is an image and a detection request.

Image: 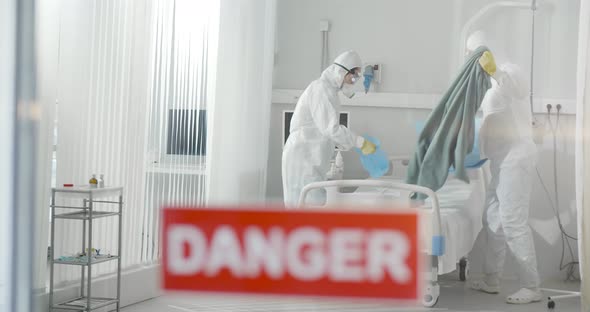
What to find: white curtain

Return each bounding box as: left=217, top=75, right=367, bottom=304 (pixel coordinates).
left=49, top=0, right=153, bottom=285
left=576, top=0, right=590, bottom=310
left=37, top=0, right=219, bottom=287
left=207, top=0, right=277, bottom=205
left=34, top=0, right=61, bottom=292
left=142, top=0, right=219, bottom=262
left=0, top=0, right=16, bottom=307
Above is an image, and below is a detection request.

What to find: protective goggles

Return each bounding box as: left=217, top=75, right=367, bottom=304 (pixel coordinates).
left=334, top=63, right=361, bottom=80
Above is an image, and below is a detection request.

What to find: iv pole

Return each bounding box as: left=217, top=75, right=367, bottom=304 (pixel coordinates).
left=530, top=1, right=580, bottom=309
left=530, top=0, right=537, bottom=125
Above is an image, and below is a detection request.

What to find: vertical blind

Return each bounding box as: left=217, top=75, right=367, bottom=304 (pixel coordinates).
left=142, top=0, right=217, bottom=263
left=48, top=0, right=218, bottom=285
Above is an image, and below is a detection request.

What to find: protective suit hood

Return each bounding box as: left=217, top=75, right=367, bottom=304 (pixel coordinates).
left=320, top=64, right=349, bottom=90
left=334, top=50, right=362, bottom=73
left=466, top=30, right=488, bottom=55
left=323, top=50, right=363, bottom=97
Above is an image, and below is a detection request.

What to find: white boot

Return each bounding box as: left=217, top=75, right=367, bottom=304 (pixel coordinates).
left=506, top=288, right=542, bottom=304
left=469, top=274, right=500, bottom=294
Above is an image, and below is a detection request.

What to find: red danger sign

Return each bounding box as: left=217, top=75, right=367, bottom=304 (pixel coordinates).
left=162, top=207, right=419, bottom=300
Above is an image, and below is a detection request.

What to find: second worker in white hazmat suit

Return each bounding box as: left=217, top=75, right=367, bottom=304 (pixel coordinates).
left=471, top=62, right=542, bottom=304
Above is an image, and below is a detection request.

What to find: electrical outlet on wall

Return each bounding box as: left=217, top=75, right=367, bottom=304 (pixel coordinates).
left=533, top=100, right=576, bottom=115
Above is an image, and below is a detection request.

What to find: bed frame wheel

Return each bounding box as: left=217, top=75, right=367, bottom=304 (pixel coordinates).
left=459, top=258, right=468, bottom=281
left=422, top=282, right=440, bottom=307
left=547, top=298, right=556, bottom=310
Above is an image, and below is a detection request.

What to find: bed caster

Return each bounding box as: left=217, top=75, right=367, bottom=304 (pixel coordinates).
left=547, top=298, right=555, bottom=310
left=422, top=282, right=440, bottom=307
left=459, top=258, right=468, bottom=281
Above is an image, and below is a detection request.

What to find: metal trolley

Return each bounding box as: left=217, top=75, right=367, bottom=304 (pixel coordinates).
left=49, top=186, right=123, bottom=311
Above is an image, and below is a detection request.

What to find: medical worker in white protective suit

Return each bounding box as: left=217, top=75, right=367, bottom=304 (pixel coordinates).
left=282, top=51, right=376, bottom=207
left=465, top=32, right=541, bottom=304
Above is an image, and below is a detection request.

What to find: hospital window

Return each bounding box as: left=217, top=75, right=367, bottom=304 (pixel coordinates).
left=283, top=111, right=349, bottom=145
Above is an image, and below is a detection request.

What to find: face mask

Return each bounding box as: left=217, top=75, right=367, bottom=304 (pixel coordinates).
left=335, top=63, right=359, bottom=85
left=341, top=84, right=356, bottom=99
left=340, top=78, right=359, bottom=99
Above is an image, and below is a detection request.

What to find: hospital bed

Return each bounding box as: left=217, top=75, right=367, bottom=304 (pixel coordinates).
left=298, top=157, right=488, bottom=307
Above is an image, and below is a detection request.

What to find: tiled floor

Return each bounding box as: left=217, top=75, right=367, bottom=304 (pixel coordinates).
left=122, top=276, right=581, bottom=312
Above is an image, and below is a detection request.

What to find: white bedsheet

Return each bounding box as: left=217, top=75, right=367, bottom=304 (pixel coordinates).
left=353, top=177, right=485, bottom=274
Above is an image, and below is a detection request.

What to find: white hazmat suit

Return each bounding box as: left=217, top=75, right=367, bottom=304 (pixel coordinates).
left=282, top=51, right=366, bottom=207
left=475, top=63, right=541, bottom=303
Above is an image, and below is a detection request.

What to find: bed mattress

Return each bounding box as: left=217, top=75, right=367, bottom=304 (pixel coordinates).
left=351, top=178, right=485, bottom=274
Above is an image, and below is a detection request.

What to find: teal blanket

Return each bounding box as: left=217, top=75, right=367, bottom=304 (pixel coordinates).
left=406, top=46, right=492, bottom=198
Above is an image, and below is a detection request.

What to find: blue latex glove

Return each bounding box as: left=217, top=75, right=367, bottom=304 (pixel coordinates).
left=355, top=136, right=390, bottom=178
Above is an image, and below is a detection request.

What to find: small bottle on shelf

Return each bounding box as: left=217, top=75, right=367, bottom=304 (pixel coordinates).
left=89, top=174, right=98, bottom=188
left=98, top=174, right=105, bottom=188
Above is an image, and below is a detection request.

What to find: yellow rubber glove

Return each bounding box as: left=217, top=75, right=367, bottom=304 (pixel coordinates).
left=361, top=139, right=376, bottom=155
left=479, top=51, right=497, bottom=76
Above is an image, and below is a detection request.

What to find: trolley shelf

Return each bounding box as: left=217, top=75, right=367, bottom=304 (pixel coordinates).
left=54, top=255, right=119, bottom=266
left=52, top=297, right=118, bottom=311
left=55, top=211, right=120, bottom=220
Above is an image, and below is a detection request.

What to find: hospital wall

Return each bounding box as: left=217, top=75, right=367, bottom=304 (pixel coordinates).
left=267, top=0, right=580, bottom=281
